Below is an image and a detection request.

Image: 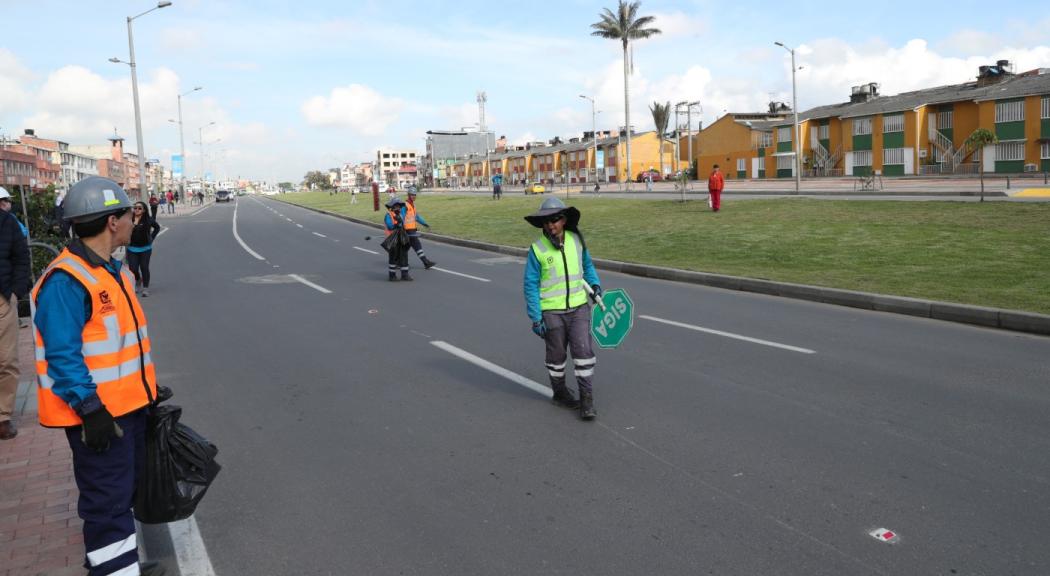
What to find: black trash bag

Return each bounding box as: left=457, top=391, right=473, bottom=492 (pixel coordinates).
left=134, top=404, right=221, bottom=524
left=380, top=227, right=408, bottom=254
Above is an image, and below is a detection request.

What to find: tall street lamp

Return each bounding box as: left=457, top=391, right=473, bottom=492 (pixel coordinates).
left=110, top=1, right=171, bottom=199
left=197, top=122, right=216, bottom=186
left=175, top=86, right=202, bottom=199
left=675, top=101, right=701, bottom=198
left=579, top=95, right=599, bottom=185
left=775, top=41, right=801, bottom=194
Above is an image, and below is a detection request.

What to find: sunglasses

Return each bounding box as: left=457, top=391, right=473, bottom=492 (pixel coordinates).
left=544, top=214, right=566, bottom=224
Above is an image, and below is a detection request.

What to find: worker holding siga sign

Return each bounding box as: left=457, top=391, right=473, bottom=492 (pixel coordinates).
left=523, top=197, right=602, bottom=421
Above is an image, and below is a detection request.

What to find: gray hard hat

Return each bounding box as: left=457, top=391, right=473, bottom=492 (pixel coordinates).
left=385, top=196, right=404, bottom=208
left=0, top=186, right=9, bottom=200
left=524, top=196, right=580, bottom=229
left=407, top=186, right=419, bottom=196
left=63, top=176, right=132, bottom=223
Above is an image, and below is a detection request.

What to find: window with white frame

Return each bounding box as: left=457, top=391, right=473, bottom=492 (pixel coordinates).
left=777, top=126, right=792, bottom=142
left=1040, top=141, right=1049, bottom=160
left=995, top=100, right=1025, bottom=123
left=883, top=148, right=906, bottom=165
left=995, top=141, right=1025, bottom=161
left=852, top=117, right=872, bottom=135
left=736, top=158, right=746, bottom=171
left=853, top=150, right=873, bottom=166
left=776, top=155, right=794, bottom=170
left=883, top=114, right=904, bottom=133
left=818, top=124, right=829, bottom=139
left=937, top=110, right=953, bottom=130
left=1042, top=96, right=1049, bottom=119
left=759, top=132, right=773, bottom=148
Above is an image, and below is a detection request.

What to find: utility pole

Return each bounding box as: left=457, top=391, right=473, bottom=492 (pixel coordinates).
left=776, top=41, right=802, bottom=194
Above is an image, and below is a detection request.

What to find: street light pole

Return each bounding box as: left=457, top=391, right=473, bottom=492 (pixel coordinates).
left=197, top=122, right=215, bottom=188
left=579, top=95, right=597, bottom=186
left=176, top=86, right=201, bottom=200
left=119, top=1, right=171, bottom=200
left=776, top=41, right=801, bottom=194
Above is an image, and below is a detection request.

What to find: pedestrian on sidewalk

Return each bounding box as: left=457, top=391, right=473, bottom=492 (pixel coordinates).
left=148, top=192, right=160, bottom=221
left=708, top=164, right=724, bottom=212
left=165, top=189, right=175, bottom=214
left=405, top=187, right=436, bottom=270
left=350, top=187, right=359, bottom=204
left=32, top=176, right=165, bottom=575
left=127, top=201, right=160, bottom=298
left=384, top=196, right=411, bottom=281
left=523, top=197, right=602, bottom=421
left=0, top=186, right=30, bottom=440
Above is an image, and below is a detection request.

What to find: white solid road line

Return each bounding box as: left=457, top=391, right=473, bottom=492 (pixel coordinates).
left=288, top=274, right=333, bottom=294
left=431, top=267, right=491, bottom=282
left=168, top=516, right=216, bottom=576
left=639, top=315, right=816, bottom=354
left=353, top=246, right=379, bottom=255
left=431, top=341, right=553, bottom=398
left=312, top=232, right=327, bottom=238
left=232, top=202, right=265, bottom=260
left=296, top=223, right=303, bottom=228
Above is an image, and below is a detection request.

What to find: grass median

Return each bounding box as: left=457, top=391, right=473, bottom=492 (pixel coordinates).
left=278, top=191, right=1050, bottom=315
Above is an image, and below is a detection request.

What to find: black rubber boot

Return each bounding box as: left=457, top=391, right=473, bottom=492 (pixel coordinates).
left=401, top=271, right=414, bottom=281
left=550, top=383, right=580, bottom=410
left=388, top=272, right=398, bottom=282
left=423, top=258, right=437, bottom=270
left=579, top=391, right=596, bottom=421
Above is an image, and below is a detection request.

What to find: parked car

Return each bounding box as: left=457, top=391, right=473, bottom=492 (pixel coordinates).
left=636, top=170, right=663, bottom=183
left=525, top=183, right=546, bottom=195
left=215, top=189, right=233, bottom=203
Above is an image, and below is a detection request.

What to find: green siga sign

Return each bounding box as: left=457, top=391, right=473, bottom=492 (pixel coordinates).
left=591, top=288, right=634, bottom=348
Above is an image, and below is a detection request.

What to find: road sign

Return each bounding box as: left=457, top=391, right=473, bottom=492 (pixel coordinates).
left=591, top=288, right=633, bottom=348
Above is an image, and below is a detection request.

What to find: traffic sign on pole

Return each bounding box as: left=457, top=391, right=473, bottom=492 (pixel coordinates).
left=591, top=288, right=633, bottom=348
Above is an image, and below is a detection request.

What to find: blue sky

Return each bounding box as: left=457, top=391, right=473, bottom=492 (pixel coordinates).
left=2, top=0, right=1048, bottom=182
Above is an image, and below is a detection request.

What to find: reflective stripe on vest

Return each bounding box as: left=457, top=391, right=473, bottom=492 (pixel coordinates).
left=31, top=249, right=157, bottom=427
left=404, top=203, right=418, bottom=231
left=532, top=231, right=587, bottom=311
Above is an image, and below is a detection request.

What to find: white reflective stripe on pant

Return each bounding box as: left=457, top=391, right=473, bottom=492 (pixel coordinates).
left=87, top=533, right=137, bottom=566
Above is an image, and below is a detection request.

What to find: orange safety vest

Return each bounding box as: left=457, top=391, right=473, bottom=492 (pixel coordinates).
left=385, top=208, right=401, bottom=237
left=404, top=202, right=418, bottom=231
left=32, top=248, right=157, bottom=427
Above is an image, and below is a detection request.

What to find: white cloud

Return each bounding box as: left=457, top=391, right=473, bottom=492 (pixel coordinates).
left=649, top=12, right=706, bottom=40
left=936, top=29, right=1001, bottom=56
left=0, top=49, right=34, bottom=116
left=301, top=84, right=405, bottom=136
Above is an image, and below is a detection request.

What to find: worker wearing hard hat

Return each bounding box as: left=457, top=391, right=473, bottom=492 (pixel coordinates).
left=523, top=197, right=602, bottom=420
left=31, top=176, right=165, bottom=575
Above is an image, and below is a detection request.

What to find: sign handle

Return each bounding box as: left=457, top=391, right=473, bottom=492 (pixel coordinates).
left=583, top=283, right=607, bottom=312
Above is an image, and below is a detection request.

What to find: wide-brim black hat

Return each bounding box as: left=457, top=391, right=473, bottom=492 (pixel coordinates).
left=524, top=205, right=580, bottom=229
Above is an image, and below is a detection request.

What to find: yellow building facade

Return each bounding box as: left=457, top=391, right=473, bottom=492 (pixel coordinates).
left=691, top=64, right=1050, bottom=179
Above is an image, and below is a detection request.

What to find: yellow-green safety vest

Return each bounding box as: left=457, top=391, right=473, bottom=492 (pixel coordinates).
left=532, top=231, right=588, bottom=311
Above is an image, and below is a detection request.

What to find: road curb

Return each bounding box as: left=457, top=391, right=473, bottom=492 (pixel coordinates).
left=292, top=202, right=1050, bottom=337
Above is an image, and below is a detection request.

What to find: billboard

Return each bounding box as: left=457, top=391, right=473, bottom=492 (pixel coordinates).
left=172, top=154, right=184, bottom=179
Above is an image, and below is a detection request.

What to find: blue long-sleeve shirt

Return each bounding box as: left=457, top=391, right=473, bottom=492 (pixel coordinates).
left=33, top=241, right=125, bottom=412
left=523, top=234, right=600, bottom=323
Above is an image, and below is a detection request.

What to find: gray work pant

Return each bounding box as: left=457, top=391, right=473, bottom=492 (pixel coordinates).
left=542, top=305, right=596, bottom=393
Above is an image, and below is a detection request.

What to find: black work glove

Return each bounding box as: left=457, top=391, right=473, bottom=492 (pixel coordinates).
left=591, top=285, right=603, bottom=302
left=79, top=405, right=123, bottom=453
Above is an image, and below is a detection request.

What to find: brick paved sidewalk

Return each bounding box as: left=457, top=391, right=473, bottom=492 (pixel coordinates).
left=0, top=322, right=85, bottom=576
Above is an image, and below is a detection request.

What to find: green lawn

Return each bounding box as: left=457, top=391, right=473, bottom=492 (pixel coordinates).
left=277, top=192, right=1050, bottom=315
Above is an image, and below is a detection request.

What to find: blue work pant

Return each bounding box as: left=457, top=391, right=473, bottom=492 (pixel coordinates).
left=65, top=409, right=147, bottom=575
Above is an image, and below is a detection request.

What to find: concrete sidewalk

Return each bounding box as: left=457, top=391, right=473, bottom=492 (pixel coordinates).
left=0, top=323, right=85, bottom=576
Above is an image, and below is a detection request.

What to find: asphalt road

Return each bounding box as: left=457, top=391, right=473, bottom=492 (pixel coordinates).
left=139, top=196, right=1050, bottom=576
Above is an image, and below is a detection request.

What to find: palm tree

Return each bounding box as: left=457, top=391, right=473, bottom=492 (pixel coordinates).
left=964, top=128, right=998, bottom=202
left=591, top=1, right=661, bottom=189
left=649, top=100, right=670, bottom=178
